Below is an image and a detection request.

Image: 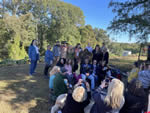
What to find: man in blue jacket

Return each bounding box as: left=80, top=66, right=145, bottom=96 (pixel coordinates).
left=44, top=45, right=53, bottom=78
left=28, top=40, right=40, bottom=76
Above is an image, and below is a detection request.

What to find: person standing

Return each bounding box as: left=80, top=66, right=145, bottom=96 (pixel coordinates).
left=92, top=45, right=101, bottom=63
left=74, top=43, right=81, bottom=72
left=53, top=41, right=61, bottom=64
left=102, top=48, right=109, bottom=65
left=44, top=45, right=53, bottom=78
left=86, top=43, right=93, bottom=53
left=60, top=41, right=68, bottom=61
left=28, top=40, right=40, bottom=76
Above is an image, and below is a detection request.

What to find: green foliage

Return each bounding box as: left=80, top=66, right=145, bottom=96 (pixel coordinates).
left=108, top=0, right=150, bottom=42
left=0, top=13, right=36, bottom=60
left=8, top=34, right=28, bottom=60
left=109, top=43, right=124, bottom=56
left=0, top=0, right=111, bottom=60
left=109, top=42, right=140, bottom=56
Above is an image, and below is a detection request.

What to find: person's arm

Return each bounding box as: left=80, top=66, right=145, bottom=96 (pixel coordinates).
left=51, top=52, right=54, bottom=61
left=92, top=80, right=106, bottom=102
left=82, top=82, right=91, bottom=107
left=28, top=46, right=32, bottom=60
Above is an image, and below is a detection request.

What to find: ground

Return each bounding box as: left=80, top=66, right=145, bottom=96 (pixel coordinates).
left=0, top=56, right=147, bottom=113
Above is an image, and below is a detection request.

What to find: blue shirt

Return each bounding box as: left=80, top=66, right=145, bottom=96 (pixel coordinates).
left=45, top=50, right=53, bottom=65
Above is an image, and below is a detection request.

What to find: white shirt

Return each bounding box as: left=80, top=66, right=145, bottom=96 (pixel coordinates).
left=34, top=45, right=39, bottom=54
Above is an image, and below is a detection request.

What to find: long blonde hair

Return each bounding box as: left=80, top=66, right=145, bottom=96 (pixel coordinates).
left=104, top=79, right=124, bottom=109
left=49, top=66, right=60, bottom=76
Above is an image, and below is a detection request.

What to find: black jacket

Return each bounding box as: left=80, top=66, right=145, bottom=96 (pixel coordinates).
left=120, top=91, right=146, bottom=113
left=80, top=64, right=92, bottom=75
left=91, top=87, right=124, bottom=113
left=62, top=92, right=91, bottom=113
left=92, top=50, right=103, bottom=63
left=103, top=52, right=109, bottom=64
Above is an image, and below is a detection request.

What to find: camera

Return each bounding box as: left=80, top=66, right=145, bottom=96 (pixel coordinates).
left=105, top=78, right=110, bottom=88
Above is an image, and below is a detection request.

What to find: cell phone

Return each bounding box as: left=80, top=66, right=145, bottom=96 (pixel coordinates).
left=105, top=78, right=110, bottom=87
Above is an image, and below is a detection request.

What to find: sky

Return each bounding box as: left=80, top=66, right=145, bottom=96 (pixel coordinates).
left=63, top=0, right=137, bottom=43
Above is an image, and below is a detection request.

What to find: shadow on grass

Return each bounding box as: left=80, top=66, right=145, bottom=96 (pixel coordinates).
left=0, top=63, right=51, bottom=113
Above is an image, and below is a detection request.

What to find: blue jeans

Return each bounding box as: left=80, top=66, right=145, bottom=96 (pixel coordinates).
left=30, top=60, right=37, bottom=75
left=81, top=74, right=95, bottom=90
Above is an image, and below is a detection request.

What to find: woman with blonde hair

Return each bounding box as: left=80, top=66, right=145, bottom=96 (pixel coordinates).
left=62, top=79, right=91, bottom=113
left=90, top=79, right=125, bottom=113
left=49, top=66, right=60, bottom=90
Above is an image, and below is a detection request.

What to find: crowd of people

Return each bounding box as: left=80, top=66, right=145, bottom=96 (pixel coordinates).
left=28, top=40, right=150, bottom=113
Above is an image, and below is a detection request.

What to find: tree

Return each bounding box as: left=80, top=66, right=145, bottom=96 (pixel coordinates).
left=0, top=13, right=36, bottom=60
left=108, top=0, right=150, bottom=42
left=93, top=28, right=110, bottom=45
left=47, top=0, right=85, bottom=45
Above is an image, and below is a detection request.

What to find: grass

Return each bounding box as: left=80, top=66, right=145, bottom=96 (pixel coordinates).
left=110, top=55, right=147, bottom=72
left=0, top=63, right=51, bottom=113
left=0, top=55, right=147, bottom=113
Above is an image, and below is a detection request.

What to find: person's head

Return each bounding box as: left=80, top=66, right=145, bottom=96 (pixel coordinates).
left=76, top=43, right=81, bottom=49
left=102, top=42, right=105, bottom=46
left=102, top=61, right=106, bottom=66
left=56, top=41, right=60, bottom=45
left=128, top=79, right=145, bottom=97
left=103, top=48, right=108, bottom=53
left=66, top=59, right=72, bottom=65
left=31, top=40, right=38, bottom=46
left=71, top=47, right=74, bottom=53
left=60, top=58, right=65, bottom=64
left=61, top=67, right=68, bottom=75
left=47, top=45, right=51, bottom=50
left=84, top=48, right=89, bottom=52
left=88, top=43, right=91, bottom=47
left=72, top=86, right=87, bottom=102
left=84, top=58, right=89, bottom=64
left=105, top=79, right=124, bottom=109
left=95, top=45, right=100, bottom=52
left=133, top=62, right=139, bottom=68
left=145, top=62, right=150, bottom=70
left=93, top=60, right=97, bottom=65
left=64, top=42, right=67, bottom=47
left=50, top=66, right=60, bottom=76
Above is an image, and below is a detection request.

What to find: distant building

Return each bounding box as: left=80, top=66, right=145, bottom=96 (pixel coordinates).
left=122, top=51, right=132, bottom=56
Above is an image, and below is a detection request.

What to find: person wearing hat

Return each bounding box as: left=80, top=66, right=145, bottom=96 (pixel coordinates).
left=53, top=67, right=68, bottom=97
left=62, top=79, right=91, bottom=113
